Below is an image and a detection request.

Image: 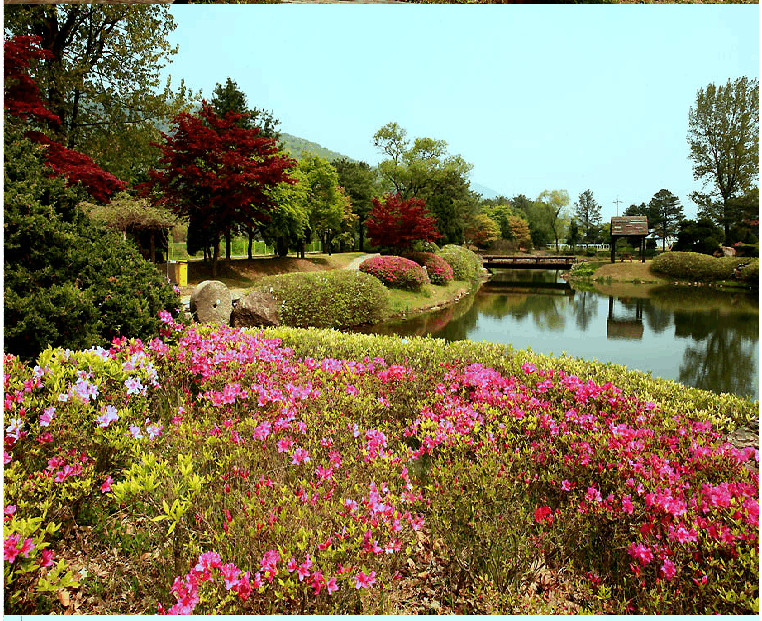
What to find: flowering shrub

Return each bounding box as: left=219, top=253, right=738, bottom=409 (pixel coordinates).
left=404, top=252, right=454, bottom=286
left=359, top=255, right=430, bottom=292
left=3, top=316, right=758, bottom=614
left=436, top=244, right=484, bottom=282
left=651, top=252, right=760, bottom=283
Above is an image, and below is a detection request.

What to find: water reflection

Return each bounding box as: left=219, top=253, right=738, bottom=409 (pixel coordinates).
left=358, top=272, right=759, bottom=400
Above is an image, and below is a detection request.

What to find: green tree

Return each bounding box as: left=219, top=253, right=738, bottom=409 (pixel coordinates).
left=574, top=189, right=602, bottom=242
left=566, top=219, right=581, bottom=252
left=687, top=76, right=759, bottom=240
left=464, top=213, right=500, bottom=249
left=648, top=189, right=685, bottom=251
left=332, top=158, right=378, bottom=251
left=505, top=215, right=533, bottom=250
left=300, top=155, right=349, bottom=256
left=481, top=201, right=525, bottom=241
left=261, top=167, right=311, bottom=258
left=4, top=4, right=197, bottom=185
left=672, top=218, right=724, bottom=255
left=535, top=189, right=571, bottom=252
left=373, top=122, right=475, bottom=244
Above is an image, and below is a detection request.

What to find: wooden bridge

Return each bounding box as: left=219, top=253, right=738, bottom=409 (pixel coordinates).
left=481, top=255, right=577, bottom=270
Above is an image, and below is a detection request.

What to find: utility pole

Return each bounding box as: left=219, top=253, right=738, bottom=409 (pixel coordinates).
left=613, top=197, right=622, bottom=216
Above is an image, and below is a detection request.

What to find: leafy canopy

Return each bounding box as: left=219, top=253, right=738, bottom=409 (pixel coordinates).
left=366, top=193, right=442, bottom=254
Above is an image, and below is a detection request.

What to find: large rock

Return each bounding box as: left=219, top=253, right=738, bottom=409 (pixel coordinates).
left=190, top=280, right=232, bottom=325
left=231, top=289, right=280, bottom=328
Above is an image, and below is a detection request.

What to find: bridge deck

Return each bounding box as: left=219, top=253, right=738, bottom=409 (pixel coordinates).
left=482, top=255, right=577, bottom=269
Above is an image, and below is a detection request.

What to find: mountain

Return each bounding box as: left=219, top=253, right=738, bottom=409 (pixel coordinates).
left=469, top=181, right=503, bottom=199
left=279, top=133, right=356, bottom=163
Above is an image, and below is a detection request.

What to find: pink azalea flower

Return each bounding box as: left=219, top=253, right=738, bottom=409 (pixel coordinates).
left=97, top=405, right=119, bottom=428
left=354, top=571, right=376, bottom=589
left=627, top=542, right=654, bottom=566
left=40, top=406, right=56, bottom=427
left=326, top=577, right=338, bottom=594
left=291, top=447, right=310, bottom=465
left=660, top=558, right=677, bottom=581
left=297, top=555, right=312, bottom=582
left=128, top=425, right=142, bottom=439
left=101, top=476, right=114, bottom=493
left=287, top=557, right=298, bottom=573
left=220, top=562, right=241, bottom=590
left=311, top=571, right=325, bottom=594
left=4, top=533, right=21, bottom=563
left=277, top=436, right=294, bottom=453
left=146, top=422, right=163, bottom=440
left=233, top=571, right=253, bottom=601
left=4, top=451, right=11, bottom=465
left=41, top=548, right=55, bottom=567
left=560, top=479, right=572, bottom=491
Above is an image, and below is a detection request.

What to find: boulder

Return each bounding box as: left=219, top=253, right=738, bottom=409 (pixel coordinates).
left=231, top=289, right=280, bottom=328
left=725, top=419, right=759, bottom=450
left=190, top=280, right=232, bottom=325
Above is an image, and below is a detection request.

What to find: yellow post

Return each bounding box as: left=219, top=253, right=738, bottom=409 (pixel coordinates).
left=177, top=260, right=188, bottom=287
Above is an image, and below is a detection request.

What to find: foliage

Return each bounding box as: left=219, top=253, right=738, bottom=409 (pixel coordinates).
left=4, top=36, right=127, bottom=203
left=672, top=218, right=725, bottom=255
left=280, top=132, right=353, bottom=164
left=373, top=122, right=477, bottom=244
left=650, top=252, right=759, bottom=283
left=4, top=124, right=182, bottom=363
left=648, top=189, right=685, bottom=250
left=464, top=213, right=500, bottom=249
left=81, top=192, right=178, bottom=233
left=536, top=190, right=571, bottom=252
left=688, top=77, right=759, bottom=239
left=143, top=102, right=296, bottom=275
left=3, top=320, right=757, bottom=615
left=574, top=189, right=602, bottom=242
left=300, top=155, right=351, bottom=253
left=212, top=76, right=280, bottom=138
left=436, top=244, right=484, bottom=282
left=366, top=193, right=442, bottom=254
left=258, top=270, right=390, bottom=329
left=403, top=252, right=454, bottom=286
left=4, top=4, right=197, bottom=185
left=359, top=255, right=431, bottom=292
left=332, top=158, right=378, bottom=252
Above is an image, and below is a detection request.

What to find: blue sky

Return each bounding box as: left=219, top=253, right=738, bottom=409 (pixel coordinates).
left=162, top=5, right=758, bottom=222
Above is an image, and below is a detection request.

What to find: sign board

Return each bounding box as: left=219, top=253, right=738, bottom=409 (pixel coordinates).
left=611, top=216, right=648, bottom=236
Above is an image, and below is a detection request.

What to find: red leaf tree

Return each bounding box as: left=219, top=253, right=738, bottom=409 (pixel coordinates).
left=4, top=36, right=126, bottom=203
left=143, top=102, right=296, bottom=275
left=365, top=193, right=441, bottom=253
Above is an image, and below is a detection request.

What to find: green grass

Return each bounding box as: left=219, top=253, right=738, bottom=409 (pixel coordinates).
left=386, top=280, right=469, bottom=315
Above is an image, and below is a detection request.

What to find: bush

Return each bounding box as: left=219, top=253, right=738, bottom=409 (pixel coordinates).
left=358, top=255, right=430, bottom=292
left=403, top=251, right=454, bottom=285
left=4, top=132, right=182, bottom=361
left=651, top=252, right=760, bottom=283
left=436, top=244, right=484, bottom=282
left=258, top=270, right=389, bottom=328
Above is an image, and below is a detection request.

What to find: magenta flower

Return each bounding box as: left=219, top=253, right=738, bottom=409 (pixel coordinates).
left=354, top=571, right=376, bottom=589
left=586, top=487, right=603, bottom=504
left=326, top=576, right=338, bottom=594
left=296, top=555, right=312, bottom=582
left=4, top=505, right=17, bottom=520
left=233, top=571, right=253, bottom=601
left=4, top=533, right=21, bottom=563
left=310, top=571, right=325, bottom=594
left=4, top=451, right=11, bottom=465
left=96, top=405, right=119, bottom=428
left=287, top=557, right=298, bottom=573
left=146, top=422, right=163, bottom=440
left=220, top=562, right=241, bottom=590
left=40, top=406, right=56, bottom=427
left=101, top=476, right=114, bottom=493
left=291, top=447, right=310, bottom=465
left=660, top=558, right=677, bottom=581
left=621, top=495, right=634, bottom=515
left=41, top=548, right=55, bottom=567
left=627, top=542, right=654, bottom=566
left=277, top=436, right=294, bottom=453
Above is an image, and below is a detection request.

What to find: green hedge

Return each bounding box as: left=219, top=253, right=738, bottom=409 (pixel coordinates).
left=651, top=252, right=759, bottom=284
left=436, top=244, right=484, bottom=281
left=257, top=270, right=389, bottom=329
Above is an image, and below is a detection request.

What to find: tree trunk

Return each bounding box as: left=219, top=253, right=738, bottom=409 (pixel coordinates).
left=247, top=227, right=254, bottom=260
left=225, top=230, right=232, bottom=260
left=149, top=231, right=155, bottom=263
left=276, top=236, right=289, bottom=258
left=212, top=238, right=220, bottom=277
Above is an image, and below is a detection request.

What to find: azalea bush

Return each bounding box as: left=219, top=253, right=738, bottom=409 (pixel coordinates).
left=651, top=252, right=759, bottom=284
left=404, top=252, right=454, bottom=286
left=436, top=244, right=484, bottom=282
left=359, top=256, right=430, bottom=292
left=256, top=270, right=389, bottom=329
left=4, top=318, right=758, bottom=614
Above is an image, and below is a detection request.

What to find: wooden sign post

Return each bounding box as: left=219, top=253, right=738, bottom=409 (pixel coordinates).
left=610, top=216, right=648, bottom=263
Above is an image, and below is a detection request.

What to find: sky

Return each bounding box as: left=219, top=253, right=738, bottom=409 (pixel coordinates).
left=160, top=5, right=759, bottom=223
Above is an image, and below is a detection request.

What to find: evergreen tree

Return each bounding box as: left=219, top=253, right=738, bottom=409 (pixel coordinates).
left=574, top=189, right=602, bottom=242
left=648, top=189, right=685, bottom=251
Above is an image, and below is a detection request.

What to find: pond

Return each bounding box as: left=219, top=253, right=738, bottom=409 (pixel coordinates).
left=358, top=270, right=760, bottom=401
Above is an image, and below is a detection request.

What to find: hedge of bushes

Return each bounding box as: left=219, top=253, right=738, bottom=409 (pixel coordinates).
left=436, top=244, right=484, bottom=282
left=257, top=270, right=389, bottom=328
left=404, top=251, right=454, bottom=285
left=651, top=252, right=759, bottom=284
left=359, top=255, right=430, bottom=292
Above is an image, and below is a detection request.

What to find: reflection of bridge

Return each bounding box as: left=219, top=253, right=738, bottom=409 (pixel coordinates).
left=481, top=280, right=575, bottom=296
left=482, top=255, right=577, bottom=270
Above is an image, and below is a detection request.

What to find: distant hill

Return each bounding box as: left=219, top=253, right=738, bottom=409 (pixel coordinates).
left=279, top=133, right=356, bottom=163
left=470, top=181, right=503, bottom=199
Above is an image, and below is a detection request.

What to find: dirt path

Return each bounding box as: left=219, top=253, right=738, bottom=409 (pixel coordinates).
left=344, top=253, right=379, bottom=270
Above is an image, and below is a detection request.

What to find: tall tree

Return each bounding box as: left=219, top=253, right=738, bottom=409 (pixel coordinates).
left=4, top=4, right=196, bottom=185
left=464, top=213, right=500, bottom=249
left=687, top=76, right=759, bottom=240
left=332, top=158, right=377, bottom=252
left=373, top=122, right=474, bottom=244
left=574, top=189, right=602, bottom=242
left=648, top=189, right=685, bottom=251
left=366, top=193, right=441, bottom=254
left=535, top=190, right=571, bottom=252
left=299, top=155, right=348, bottom=256
left=210, top=76, right=282, bottom=258
left=143, top=102, right=296, bottom=276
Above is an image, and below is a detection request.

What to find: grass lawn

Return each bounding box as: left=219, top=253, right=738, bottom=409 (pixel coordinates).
left=386, top=280, right=472, bottom=316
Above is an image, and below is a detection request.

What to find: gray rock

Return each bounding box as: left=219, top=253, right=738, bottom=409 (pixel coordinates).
left=725, top=419, right=759, bottom=450
left=231, top=289, right=281, bottom=328
left=190, top=280, right=232, bottom=325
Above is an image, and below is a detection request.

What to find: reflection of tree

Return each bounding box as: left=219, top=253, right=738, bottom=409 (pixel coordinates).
left=643, top=303, right=672, bottom=334
left=572, top=290, right=598, bottom=330
left=675, top=310, right=758, bottom=399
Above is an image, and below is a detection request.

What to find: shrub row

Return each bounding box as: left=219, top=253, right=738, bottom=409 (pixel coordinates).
left=359, top=255, right=430, bottom=292
left=403, top=251, right=454, bottom=285
left=651, top=252, right=759, bottom=284
left=435, top=244, right=484, bottom=282
left=257, top=270, right=389, bottom=329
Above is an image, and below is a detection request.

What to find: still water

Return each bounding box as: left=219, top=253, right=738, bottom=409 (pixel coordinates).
left=360, top=270, right=760, bottom=401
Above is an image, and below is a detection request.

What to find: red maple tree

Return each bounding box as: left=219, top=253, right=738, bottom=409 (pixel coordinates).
left=4, top=36, right=126, bottom=203
left=365, top=193, right=441, bottom=253
left=143, top=102, right=296, bottom=275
